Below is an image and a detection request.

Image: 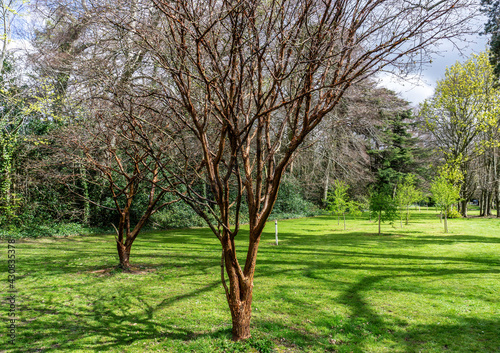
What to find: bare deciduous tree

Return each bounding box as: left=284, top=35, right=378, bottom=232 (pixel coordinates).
left=57, top=98, right=178, bottom=270
left=291, top=81, right=407, bottom=204
left=122, top=0, right=479, bottom=340
left=60, top=0, right=479, bottom=340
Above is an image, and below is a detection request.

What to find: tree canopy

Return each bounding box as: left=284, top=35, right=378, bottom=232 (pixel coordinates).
left=420, top=51, right=500, bottom=217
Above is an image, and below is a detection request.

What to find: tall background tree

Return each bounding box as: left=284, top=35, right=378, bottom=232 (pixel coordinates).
left=482, top=0, right=500, bottom=77
left=420, top=52, right=500, bottom=217
left=0, top=0, right=29, bottom=225
left=287, top=81, right=411, bottom=206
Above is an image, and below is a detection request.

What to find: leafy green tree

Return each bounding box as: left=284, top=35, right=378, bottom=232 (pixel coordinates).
left=0, top=60, right=70, bottom=227
left=0, top=2, right=35, bottom=223
left=369, top=187, right=397, bottom=236
left=431, top=169, right=462, bottom=234
left=327, top=181, right=361, bottom=230
left=328, top=180, right=348, bottom=226
left=420, top=52, right=500, bottom=217
left=395, top=174, right=422, bottom=227
left=0, top=58, right=26, bottom=224
left=0, top=115, right=21, bottom=224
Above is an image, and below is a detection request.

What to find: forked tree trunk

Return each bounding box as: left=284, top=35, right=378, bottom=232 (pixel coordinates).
left=228, top=287, right=253, bottom=341
left=117, top=242, right=132, bottom=270
left=112, top=191, right=164, bottom=271
left=224, top=261, right=254, bottom=341
left=221, top=231, right=259, bottom=341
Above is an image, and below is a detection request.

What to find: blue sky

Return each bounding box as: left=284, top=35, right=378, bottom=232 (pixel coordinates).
left=378, top=23, right=489, bottom=107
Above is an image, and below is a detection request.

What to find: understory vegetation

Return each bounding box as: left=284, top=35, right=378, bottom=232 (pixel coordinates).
left=1, top=211, right=499, bottom=353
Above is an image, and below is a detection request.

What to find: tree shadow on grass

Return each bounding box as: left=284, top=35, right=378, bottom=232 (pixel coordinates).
left=9, top=224, right=500, bottom=352
left=12, top=278, right=227, bottom=352
left=410, top=234, right=500, bottom=245
left=337, top=275, right=500, bottom=352
left=254, top=229, right=500, bottom=352
left=259, top=271, right=500, bottom=352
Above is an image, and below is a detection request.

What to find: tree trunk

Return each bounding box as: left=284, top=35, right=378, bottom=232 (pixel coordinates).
left=444, top=211, right=448, bottom=233
left=486, top=191, right=492, bottom=216
left=497, top=192, right=500, bottom=218
left=323, top=158, right=331, bottom=205
left=343, top=213, right=346, bottom=230
left=378, top=211, right=381, bottom=235
left=112, top=186, right=164, bottom=271
left=405, top=206, right=410, bottom=225
left=480, top=190, right=485, bottom=216
left=0, top=8, right=12, bottom=77
left=484, top=191, right=488, bottom=216
left=228, top=292, right=253, bottom=341
left=461, top=199, right=468, bottom=218
left=79, top=163, right=90, bottom=225
left=494, top=147, right=500, bottom=218
left=221, top=231, right=259, bottom=341
left=117, top=242, right=132, bottom=270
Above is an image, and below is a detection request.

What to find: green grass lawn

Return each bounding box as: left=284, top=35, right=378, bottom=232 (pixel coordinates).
left=2, top=209, right=500, bottom=352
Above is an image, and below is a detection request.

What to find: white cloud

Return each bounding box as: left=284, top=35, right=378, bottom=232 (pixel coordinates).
left=376, top=72, right=435, bottom=106
left=375, top=14, right=489, bottom=107
left=9, top=38, right=33, bottom=52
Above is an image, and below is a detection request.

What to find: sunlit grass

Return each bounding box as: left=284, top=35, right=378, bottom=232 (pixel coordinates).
left=1, top=208, right=499, bottom=352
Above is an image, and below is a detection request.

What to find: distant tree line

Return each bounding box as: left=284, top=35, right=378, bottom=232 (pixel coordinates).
left=1, top=1, right=496, bottom=235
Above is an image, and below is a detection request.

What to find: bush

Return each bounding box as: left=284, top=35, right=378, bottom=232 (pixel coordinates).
left=447, top=209, right=462, bottom=219
left=149, top=201, right=206, bottom=229
left=270, top=179, right=320, bottom=219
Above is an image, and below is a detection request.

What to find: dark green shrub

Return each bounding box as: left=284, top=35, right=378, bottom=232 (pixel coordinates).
left=149, top=200, right=205, bottom=229
left=271, top=179, right=319, bottom=219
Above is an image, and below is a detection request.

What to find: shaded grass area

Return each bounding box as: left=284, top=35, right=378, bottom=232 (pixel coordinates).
left=1, top=209, right=500, bottom=352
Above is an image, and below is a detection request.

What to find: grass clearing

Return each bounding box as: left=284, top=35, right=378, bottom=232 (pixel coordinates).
left=1, top=209, right=500, bottom=352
